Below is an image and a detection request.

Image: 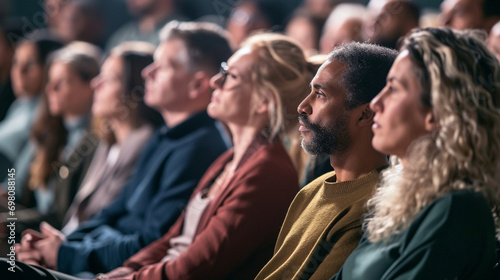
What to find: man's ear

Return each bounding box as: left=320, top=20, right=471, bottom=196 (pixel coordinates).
left=358, top=104, right=375, bottom=127
left=188, top=71, right=211, bottom=99
left=424, top=110, right=438, bottom=132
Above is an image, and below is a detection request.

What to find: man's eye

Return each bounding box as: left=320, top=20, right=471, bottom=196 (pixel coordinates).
left=315, top=91, right=325, bottom=98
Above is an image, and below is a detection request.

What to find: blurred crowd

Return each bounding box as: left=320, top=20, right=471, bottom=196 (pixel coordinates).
left=0, top=0, right=499, bottom=279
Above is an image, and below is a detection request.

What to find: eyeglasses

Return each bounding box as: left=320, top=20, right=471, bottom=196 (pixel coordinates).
left=219, top=62, right=229, bottom=88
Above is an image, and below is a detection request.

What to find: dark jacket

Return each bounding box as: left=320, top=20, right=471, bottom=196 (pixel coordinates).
left=57, top=111, right=229, bottom=275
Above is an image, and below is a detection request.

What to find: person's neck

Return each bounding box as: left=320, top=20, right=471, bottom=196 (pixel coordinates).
left=109, top=118, right=134, bottom=144
left=330, top=142, right=388, bottom=182
left=227, top=125, right=261, bottom=169
left=162, top=110, right=196, bottom=128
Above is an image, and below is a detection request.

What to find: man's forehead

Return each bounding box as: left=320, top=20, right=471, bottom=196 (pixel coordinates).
left=313, top=60, right=347, bottom=85
left=153, top=39, right=189, bottom=65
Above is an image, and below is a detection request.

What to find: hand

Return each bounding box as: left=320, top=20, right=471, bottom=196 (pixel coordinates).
left=102, top=266, right=135, bottom=278
left=16, top=230, right=45, bottom=265
left=34, top=222, right=66, bottom=269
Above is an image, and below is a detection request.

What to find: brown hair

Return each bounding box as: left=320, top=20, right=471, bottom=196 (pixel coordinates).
left=93, top=42, right=163, bottom=144
left=29, top=42, right=100, bottom=189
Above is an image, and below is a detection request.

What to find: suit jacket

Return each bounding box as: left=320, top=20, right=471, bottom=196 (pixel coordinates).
left=62, top=125, right=154, bottom=233
left=14, top=128, right=99, bottom=231
left=122, top=137, right=299, bottom=280
left=57, top=111, right=229, bottom=275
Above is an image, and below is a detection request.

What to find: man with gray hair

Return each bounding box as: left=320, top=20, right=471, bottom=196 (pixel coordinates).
left=11, top=21, right=232, bottom=278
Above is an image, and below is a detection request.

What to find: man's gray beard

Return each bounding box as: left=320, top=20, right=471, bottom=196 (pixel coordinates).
left=300, top=114, right=351, bottom=157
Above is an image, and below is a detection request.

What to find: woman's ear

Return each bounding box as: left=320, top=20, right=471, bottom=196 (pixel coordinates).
left=358, top=104, right=375, bottom=127
left=254, top=96, right=270, bottom=115
left=424, top=110, right=438, bottom=131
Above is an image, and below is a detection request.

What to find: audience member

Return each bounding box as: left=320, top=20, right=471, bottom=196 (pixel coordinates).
left=0, top=35, right=63, bottom=191
left=41, top=0, right=69, bottom=39
left=57, top=0, right=106, bottom=48
left=14, top=21, right=231, bottom=276
left=303, top=0, right=361, bottom=21
left=488, top=20, right=500, bottom=61
left=331, top=27, right=500, bottom=280
left=61, top=42, right=162, bottom=234
left=365, top=0, right=420, bottom=49
left=319, top=4, right=367, bottom=54
left=285, top=8, right=323, bottom=56
left=440, top=0, right=500, bottom=33
left=256, top=43, right=396, bottom=279
left=104, top=0, right=185, bottom=52
left=98, top=32, right=308, bottom=280
left=0, top=19, right=23, bottom=122
left=226, top=0, right=285, bottom=48
left=14, top=42, right=101, bottom=231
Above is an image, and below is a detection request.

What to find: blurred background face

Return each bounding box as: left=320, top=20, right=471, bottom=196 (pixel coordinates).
left=57, top=2, right=103, bottom=45
left=304, top=0, right=335, bottom=20
left=366, top=1, right=405, bottom=48
left=440, top=0, right=485, bottom=30
left=320, top=19, right=362, bottom=54
left=125, top=0, right=156, bottom=17
left=58, top=2, right=87, bottom=43
left=11, top=42, right=44, bottom=97
left=285, top=16, right=318, bottom=54
left=92, top=55, right=125, bottom=119
left=44, top=0, right=68, bottom=30
left=208, top=47, right=256, bottom=126
left=226, top=2, right=272, bottom=47
left=46, top=61, right=93, bottom=117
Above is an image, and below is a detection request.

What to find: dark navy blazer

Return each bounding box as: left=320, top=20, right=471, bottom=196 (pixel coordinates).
left=57, top=111, right=230, bottom=275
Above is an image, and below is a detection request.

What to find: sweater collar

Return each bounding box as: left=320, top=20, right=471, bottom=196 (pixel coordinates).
left=324, top=166, right=386, bottom=196
left=159, top=111, right=215, bottom=139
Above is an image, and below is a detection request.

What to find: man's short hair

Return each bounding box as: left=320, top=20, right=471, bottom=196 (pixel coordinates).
left=159, top=20, right=233, bottom=75
left=328, top=42, right=398, bottom=109
left=483, top=0, right=500, bottom=18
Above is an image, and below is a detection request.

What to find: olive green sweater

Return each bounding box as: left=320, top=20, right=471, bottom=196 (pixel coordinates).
left=256, top=169, right=381, bottom=280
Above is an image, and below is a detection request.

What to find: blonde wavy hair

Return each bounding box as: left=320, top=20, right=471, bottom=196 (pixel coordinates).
left=240, top=33, right=322, bottom=173
left=366, top=28, right=500, bottom=242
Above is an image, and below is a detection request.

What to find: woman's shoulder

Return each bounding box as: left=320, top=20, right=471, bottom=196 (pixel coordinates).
left=409, top=189, right=494, bottom=239
left=427, top=189, right=490, bottom=216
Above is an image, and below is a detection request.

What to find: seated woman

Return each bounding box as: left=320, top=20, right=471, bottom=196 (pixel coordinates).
left=16, top=42, right=101, bottom=231
left=331, top=27, right=500, bottom=279
left=99, top=32, right=318, bottom=280
left=0, top=34, right=63, bottom=193
left=0, top=33, right=319, bottom=279
left=61, top=42, right=163, bottom=234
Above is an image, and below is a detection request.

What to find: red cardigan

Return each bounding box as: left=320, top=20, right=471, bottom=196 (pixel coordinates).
left=120, top=138, right=299, bottom=280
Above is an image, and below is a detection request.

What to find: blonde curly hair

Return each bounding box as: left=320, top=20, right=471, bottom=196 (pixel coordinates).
left=366, top=28, right=500, bottom=242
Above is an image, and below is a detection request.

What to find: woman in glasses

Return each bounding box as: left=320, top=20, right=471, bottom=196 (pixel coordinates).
left=96, top=33, right=320, bottom=280
left=331, top=28, right=500, bottom=279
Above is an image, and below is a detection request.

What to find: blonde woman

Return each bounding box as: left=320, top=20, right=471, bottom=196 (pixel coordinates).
left=332, top=28, right=500, bottom=279
left=98, top=33, right=319, bottom=280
